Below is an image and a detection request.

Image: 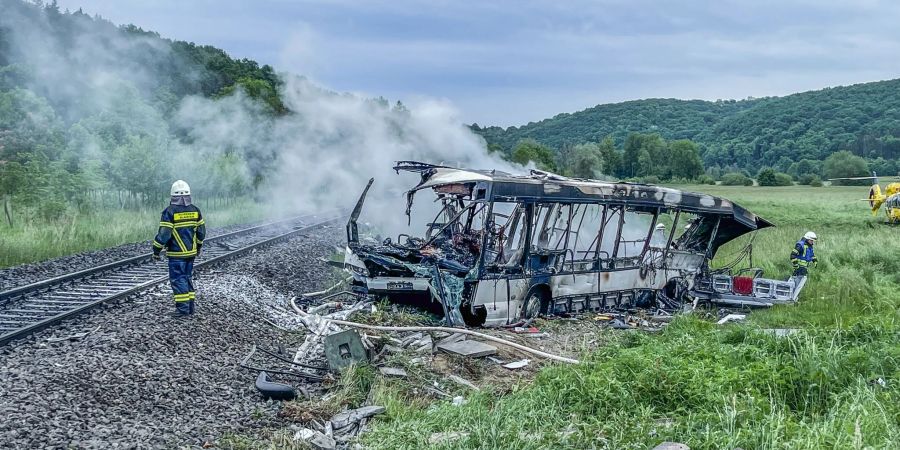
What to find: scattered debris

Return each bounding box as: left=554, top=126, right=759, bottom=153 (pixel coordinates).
left=293, top=427, right=336, bottom=450
left=716, top=313, right=747, bottom=325
left=451, top=396, right=467, bottom=406
left=437, top=340, right=498, bottom=358
left=437, top=332, right=466, bottom=345
left=447, top=374, right=480, bottom=391
left=254, top=371, right=297, bottom=401
left=323, top=329, right=369, bottom=371
left=503, top=359, right=530, bottom=370
left=378, top=367, right=408, bottom=378
left=609, top=318, right=633, bottom=330
left=330, top=405, right=386, bottom=429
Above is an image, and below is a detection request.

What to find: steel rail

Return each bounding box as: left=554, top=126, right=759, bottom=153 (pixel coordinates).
left=0, top=213, right=343, bottom=346
left=0, top=213, right=329, bottom=304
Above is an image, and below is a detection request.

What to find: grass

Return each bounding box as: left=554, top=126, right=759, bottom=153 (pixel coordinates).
left=360, top=185, right=900, bottom=449
left=0, top=198, right=277, bottom=267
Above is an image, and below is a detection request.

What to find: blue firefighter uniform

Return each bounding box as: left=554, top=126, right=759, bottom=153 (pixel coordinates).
left=790, top=238, right=817, bottom=276
left=153, top=204, right=206, bottom=314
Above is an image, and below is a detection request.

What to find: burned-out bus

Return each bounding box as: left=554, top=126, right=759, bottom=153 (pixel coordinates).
left=344, top=161, right=802, bottom=327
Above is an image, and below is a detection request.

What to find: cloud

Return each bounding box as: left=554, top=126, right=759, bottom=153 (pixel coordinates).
left=55, top=0, right=900, bottom=126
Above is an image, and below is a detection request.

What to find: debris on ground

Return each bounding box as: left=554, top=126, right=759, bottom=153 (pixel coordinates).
left=378, top=367, right=408, bottom=378
left=716, top=313, right=747, bottom=325
left=436, top=340, right=499, bottom=358
left=503, top=359, right=530, bottom=370
left=293, top=427, right=337, bottom=450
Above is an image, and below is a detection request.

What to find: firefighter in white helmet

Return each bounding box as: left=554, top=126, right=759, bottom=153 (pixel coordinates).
left=790, top=231, right=818, bottom=277
left=152, top=180, right=206, bottom=315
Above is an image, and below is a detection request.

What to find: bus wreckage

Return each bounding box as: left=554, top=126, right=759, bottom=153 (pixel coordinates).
left=344, top=162, right=805, bottom=327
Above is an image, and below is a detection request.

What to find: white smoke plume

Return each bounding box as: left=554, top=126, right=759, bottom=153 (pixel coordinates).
left=0, top=1, right=519, bottom=238
left=177, top=75, right=519, bottom=237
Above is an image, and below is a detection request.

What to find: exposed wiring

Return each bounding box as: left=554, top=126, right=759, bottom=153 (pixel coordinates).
left=239, top=344, right=324, bottom=380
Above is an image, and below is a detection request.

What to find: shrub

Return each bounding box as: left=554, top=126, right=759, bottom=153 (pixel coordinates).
left=773, top=172, right=794, bottom=186
left=798, top=174, right=816, bottom=185
left=639, top=175, right=660, bottom=184
left=721, top=172, right=753, bottom=186
left=758, top=168, right=793, bottom=186
left=696, top=174, right=717, bottom=185
left=809, top=177, right=823, bottom=187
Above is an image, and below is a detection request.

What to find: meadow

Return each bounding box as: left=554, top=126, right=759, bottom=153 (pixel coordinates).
left=0, top=199, right=274, bottom=267
left=361, top=185, right=900, bottom=449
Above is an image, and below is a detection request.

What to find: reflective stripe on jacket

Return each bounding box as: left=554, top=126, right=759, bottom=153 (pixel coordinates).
left=153, top=205, right=206, bottom=258
left=790, top=239, right=815, bottom=267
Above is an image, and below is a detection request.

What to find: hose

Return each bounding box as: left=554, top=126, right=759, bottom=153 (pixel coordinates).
left=290, top=297, right=581, bottom=364
left=323, top=319, right=580, bottom=365
left=300, top=276, right=351, bottom=298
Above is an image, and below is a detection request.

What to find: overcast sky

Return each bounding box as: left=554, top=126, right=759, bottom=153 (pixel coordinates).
left=54, top=0, right=900, bottom=127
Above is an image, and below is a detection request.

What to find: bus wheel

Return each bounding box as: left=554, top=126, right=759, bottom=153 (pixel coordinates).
left=522, top=288, right=547, bottom=321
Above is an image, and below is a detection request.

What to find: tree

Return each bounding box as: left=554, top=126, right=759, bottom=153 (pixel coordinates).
left=823, top=150, right=869, bottom=185
left=756, top=168, right=777, bottom=186
left=597, top=136, right=621, bottom=177
left=510, top=139, right=557, bottom=172
left=570, top=143, right=603, bottom=178
left=667, top=140, right=704, bottom=179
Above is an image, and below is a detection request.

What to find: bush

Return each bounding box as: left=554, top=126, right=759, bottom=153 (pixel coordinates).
left=773, top=172, right=794, bottom=186
left=798, top=174, right=816, bottom=185
left=639, top=175, right=660, bottom=184
left=758, top=168, right=794, bottom=186
left=695, top=174, right=717, bottom=185
left=721, top=172, right=753, bottom=186
left=809, top=177, right=823, bottom=187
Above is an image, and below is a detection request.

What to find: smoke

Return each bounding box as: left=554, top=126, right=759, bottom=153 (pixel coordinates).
left=177, top=75, right=518, bottom=236
left=0, top=1, right=517, bottom=236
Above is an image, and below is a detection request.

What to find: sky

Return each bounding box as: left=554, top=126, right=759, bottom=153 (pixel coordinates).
left=53, top=0, right=900, bottom=127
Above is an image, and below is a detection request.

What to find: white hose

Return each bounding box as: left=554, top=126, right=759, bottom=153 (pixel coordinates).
left=290, top=295, right=581, bottom=365
left=328, top=318, right=580, bottom=365
left=300, top=276, right=351, bottom=298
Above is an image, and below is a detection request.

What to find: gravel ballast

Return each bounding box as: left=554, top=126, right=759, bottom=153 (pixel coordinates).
left=0, top=224, right=344, bottom=448
left=0, top=221, right=284, bottom=291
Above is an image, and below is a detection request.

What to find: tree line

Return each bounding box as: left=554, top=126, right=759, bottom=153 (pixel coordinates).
left=492, top=132, right=705, bottom=182
left=474, top=78, right=900, bottom=179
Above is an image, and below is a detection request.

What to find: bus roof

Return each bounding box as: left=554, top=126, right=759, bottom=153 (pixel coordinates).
left=394, top=161, right=773, bottom=234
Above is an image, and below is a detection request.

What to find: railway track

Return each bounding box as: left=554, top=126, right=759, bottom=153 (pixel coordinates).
left=0, top=212, right=343, bottom=346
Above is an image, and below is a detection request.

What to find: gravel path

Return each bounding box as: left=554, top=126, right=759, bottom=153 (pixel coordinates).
left=0, top=224, right=345, bottom=449
left=0, top=221, right=290, bottom=291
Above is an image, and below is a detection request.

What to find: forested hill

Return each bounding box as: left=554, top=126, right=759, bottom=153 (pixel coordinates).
left=475, top=79, right=900, bottom=174
left=0, top=0, right=286, bottom=217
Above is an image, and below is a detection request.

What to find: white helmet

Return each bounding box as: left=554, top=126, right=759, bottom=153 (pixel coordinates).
left=171, top=180, right=191, bottom=196
left=655, top=224, right=666, bottom=230
left=803, top=231, right=817, bottom=241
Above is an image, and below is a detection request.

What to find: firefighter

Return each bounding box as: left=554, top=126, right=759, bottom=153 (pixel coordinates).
left=152, top=180, right=206, bottom=315
left=790, top=231, right=818, bottom=276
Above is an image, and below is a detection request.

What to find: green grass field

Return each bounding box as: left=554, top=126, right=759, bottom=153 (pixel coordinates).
left=361, top=185, right=900, bottom=449
left=0, top=199, right=274, bottom=268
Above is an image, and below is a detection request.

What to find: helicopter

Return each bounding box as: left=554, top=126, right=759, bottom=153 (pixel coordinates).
left=830, top=171, right=900, bottom=224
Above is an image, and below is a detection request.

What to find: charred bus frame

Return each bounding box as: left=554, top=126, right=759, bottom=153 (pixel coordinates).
left=345, top=162, right=784, bottom=327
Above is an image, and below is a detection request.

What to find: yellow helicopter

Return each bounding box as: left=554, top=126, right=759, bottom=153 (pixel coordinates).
left=830, top=172, right=900, bottom=224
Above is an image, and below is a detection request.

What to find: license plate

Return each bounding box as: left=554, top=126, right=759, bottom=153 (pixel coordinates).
left=386, top=281, right=414, bottom=290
